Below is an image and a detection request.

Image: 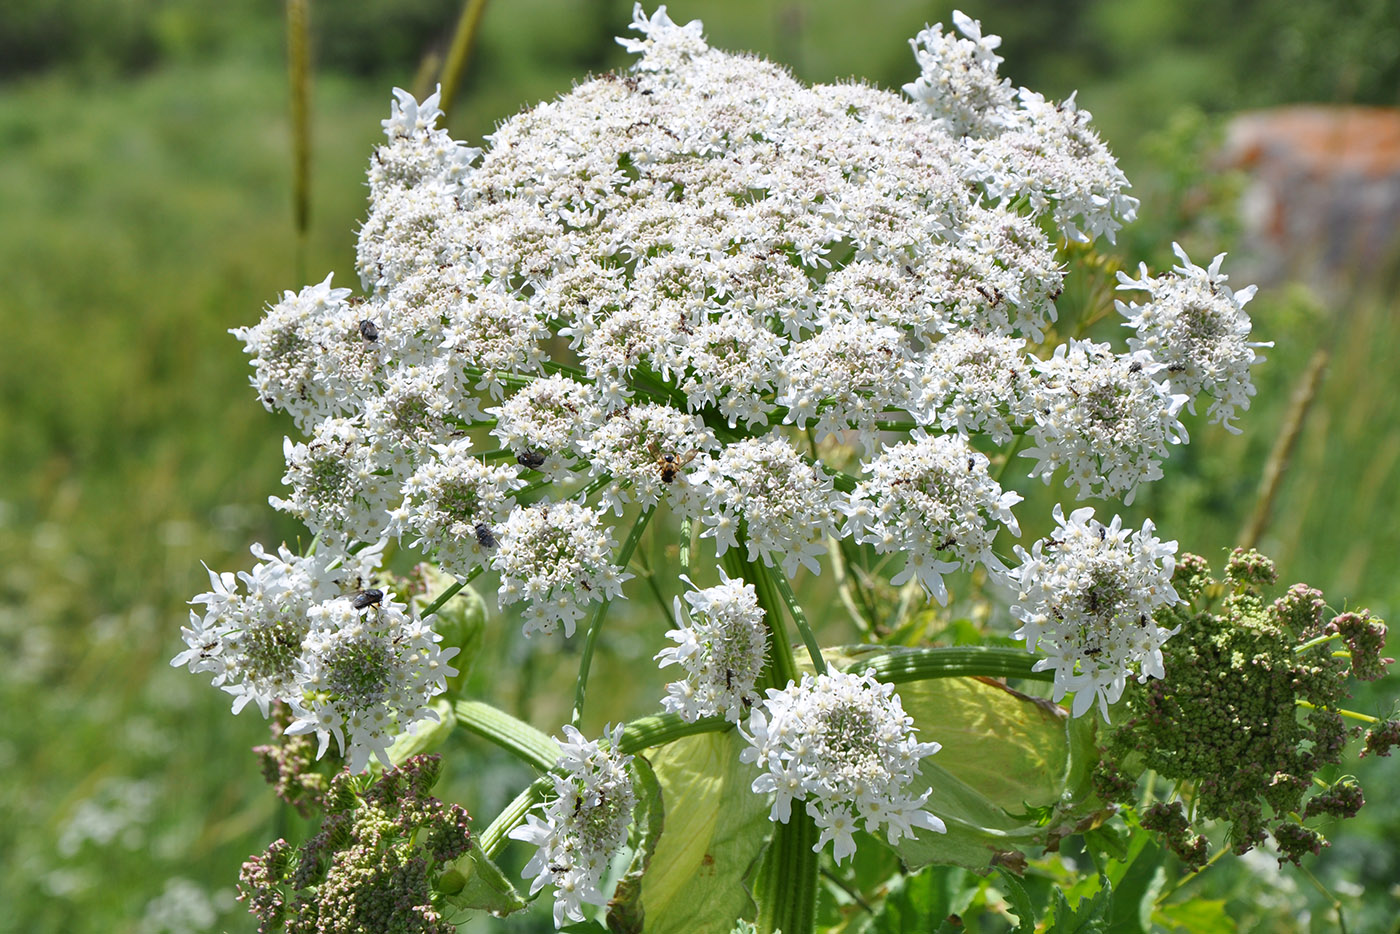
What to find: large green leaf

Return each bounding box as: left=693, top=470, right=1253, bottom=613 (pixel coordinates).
left=814, top=647, right=1103, bottom=872
left=639, top=730, right=773, bottom=934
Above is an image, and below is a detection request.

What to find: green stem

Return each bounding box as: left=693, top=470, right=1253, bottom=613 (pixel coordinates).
left=437, top=0, right=490, bottom=129
left=618, top=712, right=732, bottom=753
left=725, top=542, right=814, bottom=934
left=855, top=646, right=1052, bottom=684
left=478, top=776, right=551, bottom=858
left=1296, top=862, right=1348, bottom=934
left=1155, top=843, right=1229, bottom=905
left=572, top=507, right=656, bottom=727
left=994, top=434, right=1025, bottom=487
left=754, top=807, right=819, bottom=934
left=767, top=568, right=827, bottom=675
left=420, top=568, right=481, bottom=620
left=285, top=0, right=311, bottom=285
left=1295, top=632, right=1342, bottom=653
left=726, top=549, right=798, bottom=689
left=453, top=699, right=559, bottom=770
left=1297, top=699, right=1379, bottom=724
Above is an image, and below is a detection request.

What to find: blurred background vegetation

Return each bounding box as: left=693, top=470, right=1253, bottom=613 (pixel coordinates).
left=1, top=0, right=1397, bottom=931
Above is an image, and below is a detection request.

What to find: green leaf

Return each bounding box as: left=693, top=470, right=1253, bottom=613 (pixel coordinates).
left=606, top=754, right=666, bottom=934
left=1048, top=877, right=1112, bottom=934
left=440, top=837, right=528, bottom=915
left=639, top=730, right=772, bottom=934
left=867, top=865, right=979, bottom=934
left=880, top=675, right=1100, bottom=871
left=996, top=867, right=1038, bottom=934
left=1152, top=898, right=1236, bottom=934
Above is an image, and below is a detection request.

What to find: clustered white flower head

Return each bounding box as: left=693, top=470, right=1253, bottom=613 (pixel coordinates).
left=188, top=1, right=1271, bottom=882
left=656, top=571, right=769, bottom=722
left=173, top=540, right=457, bottom=772
left=739, top=670, right=946, bottom=862
left=842, top=433, right=1023, bottom=604
left=1006, top=504, right=1180, bottom=719
left=508, top=725, right=635, bottom=927
left=1116, top=242, right=1270, bottom=432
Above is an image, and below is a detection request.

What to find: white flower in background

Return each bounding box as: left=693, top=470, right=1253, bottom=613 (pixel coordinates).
left=1006, top=504, right=1180, bottom=719
left=1021, top=340, right=1189, bottom=504
left=1116, top=242, right=1269, bottom=432
left=491, top=501, right=631, bottom=637
left=700, top=435, right=843, bottom=577
left=508, top=725, right=635, bottom=928
left=740, top=670, right=945, bottom=862
left=285, top=594, right=458, bottom=773
left=656, top=571, right=768, bottom=722
left=842, top=434, right=1022, bottom=604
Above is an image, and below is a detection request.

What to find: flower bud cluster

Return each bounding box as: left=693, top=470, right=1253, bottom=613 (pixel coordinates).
left=508, top=725, right=636, bottom=927
left=1098, top=549, right=1388, bottom=865
left=238, top=755, right=471, bottom=934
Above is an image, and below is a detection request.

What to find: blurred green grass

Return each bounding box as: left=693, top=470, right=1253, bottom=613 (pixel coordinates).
left=1, top=1, right=1397, bottom=931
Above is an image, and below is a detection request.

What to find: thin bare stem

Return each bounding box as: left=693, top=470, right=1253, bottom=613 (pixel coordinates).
left=1241, top=345, right=1329, bottom=549
left=285, top=0, right=311, bottom=284
left=438, top=0, right=491, bottom=129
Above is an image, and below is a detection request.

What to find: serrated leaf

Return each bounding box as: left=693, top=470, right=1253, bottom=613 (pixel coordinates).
left=639, top=730, right=772, bottom=934
left=1048, top=877, right=1112, bottom=934
left=606, top=754, right=665, bottom=934
left=996, top=867, right=1037, bottom=934
left=441, top=837, right=528, bottom=915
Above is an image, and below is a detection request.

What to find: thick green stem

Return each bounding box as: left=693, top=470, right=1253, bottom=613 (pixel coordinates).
left=478, top=777, right=551, bottom=858
left=753, top=806, right=819, bottom=934
left=572, top=507, right=656, bottom=727
left=725, top=542, right=814, bottom=933
left=453, top=699, right=559, bottom=769
left=619, top=711, right=732, bottom=753
left=725, top=549, right=797, bottom=689
left=856, top=646, right=1053, bottom=684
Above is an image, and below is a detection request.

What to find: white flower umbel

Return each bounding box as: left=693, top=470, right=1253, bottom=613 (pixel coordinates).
left=655, top=571, right=768, bottom=722
left=903, top=10, right=1016, bottom=137
left=394, top=438, right=524, bottom=579
left=508, top=725, right=635, bottom=928
left=270, top=417, right=405, bottom=546
left=487, top=374, right=602, bottom=483
left=578, top=404, right=718, bottom=516
left=740, top=670, right=945, bottom=862
left=285, top=595, right=459, bottom=773
left=1116, top=242, right=1269, bottom=432
left=842, top=434, right=1022, bottom=604
left=700, top=434, right=843, bottom=577
left=1007, top=504, right=1180, bottom=719
left=914, top=330, right=1031, bottom=444
left=491, top=501, right=631, bottom=638
left=1021, top=340, right=1189, bottom=504
left=231, top=274, right=377, bottom=430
